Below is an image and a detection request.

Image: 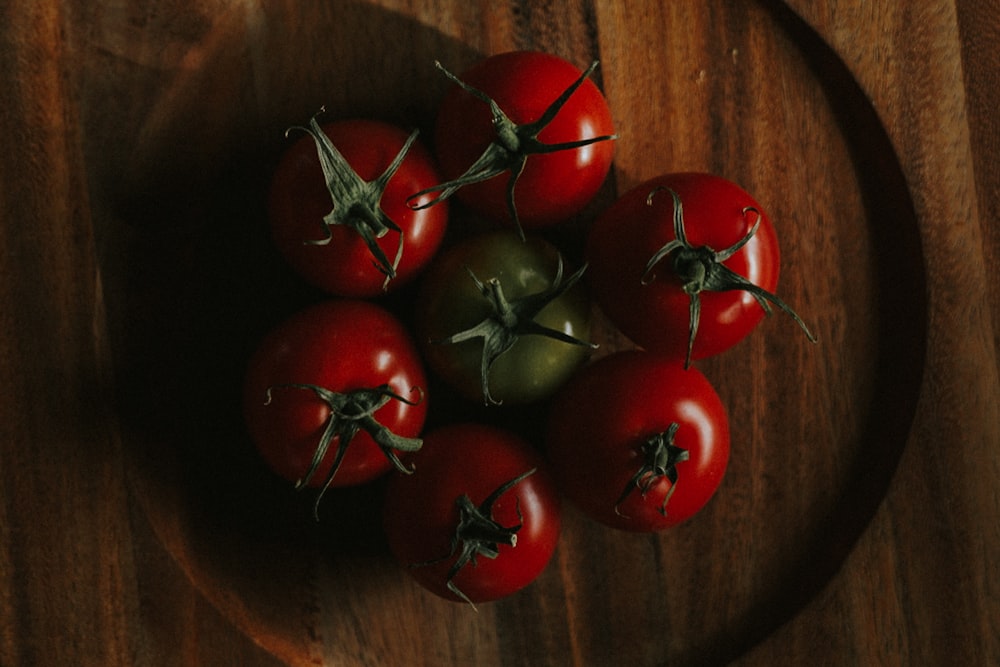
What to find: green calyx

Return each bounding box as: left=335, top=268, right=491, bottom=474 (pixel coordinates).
left=264, top=382, right=423, bottom=519
left=615, top=423, right=688, bottom=518
left=641, top=187, right=818, bottom=369
left=411, top=468, right=536, bottom=610
left=435, top=255, right=597, bottom=405
left=288, top=110, right=418, bottom=289
left=408, top=60, right=617, bottom=240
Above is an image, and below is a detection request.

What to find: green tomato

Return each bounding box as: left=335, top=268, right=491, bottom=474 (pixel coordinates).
left=415, top=230, right=595, bottom=405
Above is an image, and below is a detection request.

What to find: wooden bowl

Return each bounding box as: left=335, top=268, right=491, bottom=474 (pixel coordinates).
left=110, top=2, right=922, bottom=663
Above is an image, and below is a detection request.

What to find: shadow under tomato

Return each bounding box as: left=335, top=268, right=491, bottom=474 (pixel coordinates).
left=97, top=3, right=492, bottom=543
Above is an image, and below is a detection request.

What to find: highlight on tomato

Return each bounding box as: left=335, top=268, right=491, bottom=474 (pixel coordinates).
left=243, top=299, right=429, bottom=517
left=268, top=114, right=448, bottom=297
left=382, top=422, right=561, bottom=607
left=586, top=172, right=816, bottom=367
left=546, top=350, right=730, bottom=532
left=410, top=50, right=616, bottom=237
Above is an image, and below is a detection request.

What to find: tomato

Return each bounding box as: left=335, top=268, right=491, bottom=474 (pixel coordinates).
left=415, top=230, right=595, bottom=405
left=411, top=51, right=616, bottom=235
left=546, top=350, right=730, bottom=532
left=268, top=116, right=448, bottom=297
left=383, top=422, right=561, bottom=606
left=243, top=299, right=428, bottom=514
left=586, top=172, right=816, bottom=366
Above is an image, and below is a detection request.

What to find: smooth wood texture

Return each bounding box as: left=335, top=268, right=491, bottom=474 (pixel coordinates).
left=1, top=1, right=998, bottom=665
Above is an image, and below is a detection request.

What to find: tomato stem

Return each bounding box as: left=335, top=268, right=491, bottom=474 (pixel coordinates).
left=433, top=254, right=596, bottom=405
left=264, top=382, right=424, bottom=519
left=641, top=187, right=818, bottom=368
left=407, top=60, right=617, bottom=240
left=410, top=468, right=536, bottom=610
left=286, top=109, right=416, bottom=289
left=614, top=423, right=688, bottom=518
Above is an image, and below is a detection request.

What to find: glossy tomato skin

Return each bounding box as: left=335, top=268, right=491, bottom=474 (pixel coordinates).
left=586, top=172, right=781, bottom=361
left=434, top=51, right=615, bottom=228
left=546, top=351, right=729, bottom=532
left=383, top=423, right=561, bottom=604
left=243, top=299, right=428, bottom=487
left=268, top=119, right=448, bottom=297
left=415, top=230, right=593, bottom=405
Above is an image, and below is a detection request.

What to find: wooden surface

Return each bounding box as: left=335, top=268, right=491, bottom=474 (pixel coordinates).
left=2, top=1, right=998, bottom=665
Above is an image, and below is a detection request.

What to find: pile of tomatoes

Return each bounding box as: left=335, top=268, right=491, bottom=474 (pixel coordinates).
left=242, top=51, right=816, bottom=608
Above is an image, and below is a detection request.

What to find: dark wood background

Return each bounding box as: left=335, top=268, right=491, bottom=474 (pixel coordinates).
left=2, top=1, right=998, bottom=665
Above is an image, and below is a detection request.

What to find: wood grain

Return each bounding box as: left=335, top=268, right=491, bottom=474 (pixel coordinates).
left=0, top=4, right=139, bottom=665
left=743, top=1, right=1000, bottom=664
left=1, top=1, right=997, bottom=666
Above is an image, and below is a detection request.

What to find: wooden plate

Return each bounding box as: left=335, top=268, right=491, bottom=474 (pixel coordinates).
left=98, top=1, right=925, bottom=664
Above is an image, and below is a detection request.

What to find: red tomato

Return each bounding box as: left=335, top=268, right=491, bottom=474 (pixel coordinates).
left=268, top=117, right=448, bottom=297
left=416, top=51, right=616, bottom=233
left=546, top=351, right=729, bottom=532
left=383, top=423, right=561, bottom=606
left=586, top=172, right=815, bottom=366
left=243, top=300, right=428, bottom=506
